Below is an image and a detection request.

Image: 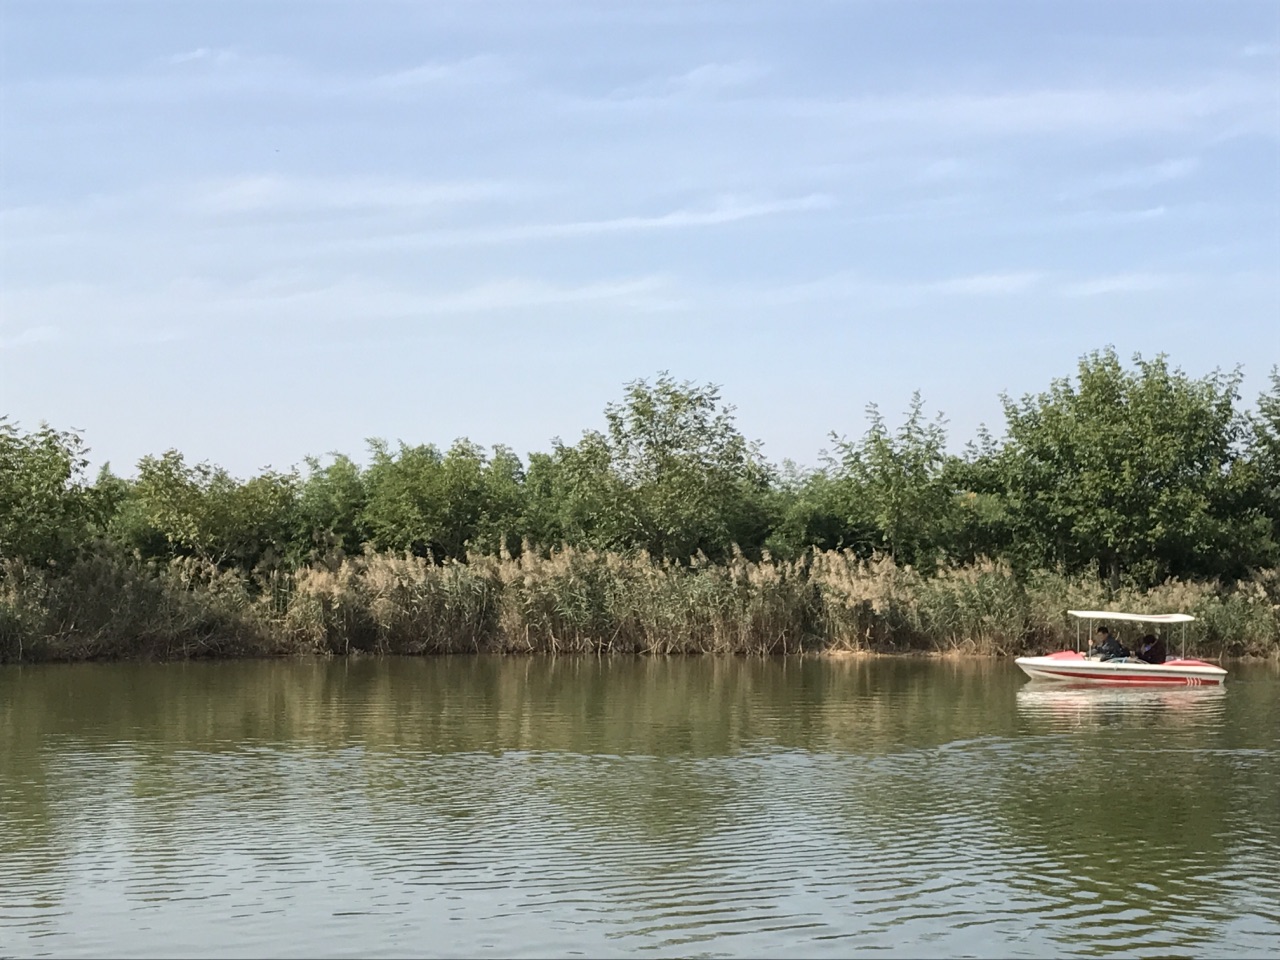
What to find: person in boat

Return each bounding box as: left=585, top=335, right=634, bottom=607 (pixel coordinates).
left=1136, top=633, right=1167, bottom=664
left=1090, top=625, right=1129, bottom=661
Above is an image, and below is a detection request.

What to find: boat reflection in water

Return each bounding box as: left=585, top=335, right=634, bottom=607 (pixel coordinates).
left=1015, top=682, right=1226, bottom=730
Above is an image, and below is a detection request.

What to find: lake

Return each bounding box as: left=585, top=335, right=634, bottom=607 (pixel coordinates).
left=1, top=656, right=1277, bottom=958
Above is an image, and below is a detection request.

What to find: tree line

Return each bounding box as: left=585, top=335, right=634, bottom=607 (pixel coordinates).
left=3, top=348, right=1278, bottom=593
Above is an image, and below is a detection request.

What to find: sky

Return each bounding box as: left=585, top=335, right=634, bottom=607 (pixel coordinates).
left=2, top=1, right=1278, bottom=477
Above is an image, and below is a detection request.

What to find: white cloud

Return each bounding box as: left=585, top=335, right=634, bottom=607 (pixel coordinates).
left=698, top=269, right=1045, bottom=311
left=680, top=268, right=1214, bottom=311
left=166, top=47, right=239, bottom=66
left=494, top=193, right=832, bottom=238
left=0, top=273, right=683, bottom=342
left=778, top=78, right=1277, bottom=139
left=1055, top=206, right=1169, bottom=229
left=0, top=176, right=524, bottom=242
left=370, top=56, right=513, bottom=90
left=400, top=276, right=680, bottom=314
left=934, top=272, right=1045, bottom=296
left=1, top=185, right=833, bottom=252
left=0, top=325, right=63, bottom=349
left=12, top=47, right=1275, bottom=154
left=1057, top=273, right=1183, bottom=297
left=612, top=60, right=771, bottom=100
left=916, top=158, right=986, bottom=183
left=358, top=194, right=835, bottom=248
left=5, top=51, right=517, bottom=105
left=250, top=274, right=680, bottom=318
left=677, top=61, right=769, bottom=91
left=1063, top=158, right=1200, bottom=199
left=185, top=175, right=517, bottom=217
left=1240, top=43, right=1279, bottom=59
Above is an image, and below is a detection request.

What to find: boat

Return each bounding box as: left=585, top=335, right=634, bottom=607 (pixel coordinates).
left=1014, top=610, right=1227, bottom=686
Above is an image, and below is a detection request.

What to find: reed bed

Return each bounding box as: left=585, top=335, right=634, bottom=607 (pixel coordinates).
left=2, top=547, right=1277, bottom=663
left=0, top=553, right=268, bottom=662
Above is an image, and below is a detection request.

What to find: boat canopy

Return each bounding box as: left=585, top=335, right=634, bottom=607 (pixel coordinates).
left=1067, top=610, right=1195, bottom=624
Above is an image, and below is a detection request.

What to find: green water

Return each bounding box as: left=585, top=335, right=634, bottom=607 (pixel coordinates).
left=1, top=657, right=1277, bottom=958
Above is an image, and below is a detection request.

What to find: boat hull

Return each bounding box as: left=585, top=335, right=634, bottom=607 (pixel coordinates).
left=1015, top=651, right=1226, bottom=686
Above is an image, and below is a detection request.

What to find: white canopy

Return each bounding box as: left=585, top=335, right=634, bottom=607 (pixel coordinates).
left=1067, top=610, right=1195, bottom=624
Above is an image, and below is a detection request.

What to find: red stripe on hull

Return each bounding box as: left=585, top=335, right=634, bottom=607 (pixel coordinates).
left=1032, top=669, right=1221, bottom=685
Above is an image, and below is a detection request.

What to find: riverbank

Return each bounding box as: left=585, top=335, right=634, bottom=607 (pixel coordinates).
left=3, top=547, right=1277, bottom=663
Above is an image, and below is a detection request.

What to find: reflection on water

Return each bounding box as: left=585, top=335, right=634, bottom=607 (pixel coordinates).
left=0, top=657, right=1277, bottom=959
left=1016, top=684, right=1228, bottom=729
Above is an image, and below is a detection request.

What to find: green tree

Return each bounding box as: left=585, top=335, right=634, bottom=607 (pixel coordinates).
left=296, top=454, right=369, bottom=563
left=95, top=463, right=170, bottom=560
left=996, top=348, right=1263, bottom=588
left=0, top=418, right=95, bottom=565
left=131, top=450, right=299, bottom=570
left=474, top=444, right=527, bottom=556
left=361, top=438, right=524, bottom=559
left=537, top=431, right=636, bottom=552
left=1244, top=368, right=1280, bottom=559
left=764, top=462, right=875, bottom=558
left=830, top=392, right=953, bottom=568
left=519, top=450, right=569, bottom=551
left=604, top=374, right=772, bottom=560
left=361, top=440, right=449, bottom=557
left=528, top=375, right=771, bottom=561
left=940, top=428, right=1017, bottom=567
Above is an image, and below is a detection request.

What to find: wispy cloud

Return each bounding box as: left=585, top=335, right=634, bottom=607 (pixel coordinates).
left=369, top=55, right=514, bottom=91
left=0, top=176, right=524, bottom=239
left=4, top=183, right=834, bottom=248
left=0, top=325, right=63, bottom=350
left=11, top=46, right=1276, bottom=161
left=266, top=275, right=678, bottom=318
left=704, top=269, right=1047, bottom=310
left=1055, top=206, right=1170, bottom=229
left=0, top=273, right=683, bottom=343
left=611, top=60, right=771, bottom=100
left=1062, top=158, right=1200, bottom=199
left=1240, top=42, right=1279, bottom=59
left=352, top=194, right=835, bottom=249
left=1058, top=272, right=1183, bottom=297
left=915, top=158, right=991, bottom=184
left=397, top=276, right=680, bottom=314
left=479, top=194, right=832, bottom=240
left=207, top=274, right=681, bottom=319
left=935, top=272, right=1045, bottom=296
left=777, top=78, right=1278, bottom=139
left=5, top=51, right=518, bottom=105
left=691, top=268, right=1211, bottom=311
left=166, top=47, right=239, bottom=66
left=184, top=175, right=518, bottom=217
left=675, top=61, right=769, bottom=92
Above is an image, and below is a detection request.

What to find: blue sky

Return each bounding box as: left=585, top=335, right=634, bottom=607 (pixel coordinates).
left=2, top=1, right=1277, bottom=476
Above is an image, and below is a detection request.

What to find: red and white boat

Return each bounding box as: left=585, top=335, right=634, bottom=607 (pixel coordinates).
left=1015, top=610, right=1227, bottom=686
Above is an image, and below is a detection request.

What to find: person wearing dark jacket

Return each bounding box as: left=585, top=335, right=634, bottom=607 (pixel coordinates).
left=1137, top=634, right=1167, bottom=664
left=1091, top=625, right=1129, bottom=661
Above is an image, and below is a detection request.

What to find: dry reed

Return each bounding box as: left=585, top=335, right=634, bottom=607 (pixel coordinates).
left=2, top=547, right=1277, bottom=662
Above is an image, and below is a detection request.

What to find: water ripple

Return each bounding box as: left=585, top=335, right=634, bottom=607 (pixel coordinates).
left=1, top=658, right=1277, bottom=958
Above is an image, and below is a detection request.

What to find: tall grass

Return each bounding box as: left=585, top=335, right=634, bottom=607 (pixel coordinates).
left=2, top=547, right=1277, bottom=663
left=0, top=553, right=269, bottom=662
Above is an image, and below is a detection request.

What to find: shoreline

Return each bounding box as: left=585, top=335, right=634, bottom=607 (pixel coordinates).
left=6, top=646, right=1275, bottom=667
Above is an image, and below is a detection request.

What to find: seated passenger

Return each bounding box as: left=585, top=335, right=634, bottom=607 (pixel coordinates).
left=1137, top=634, right=1167, bottom=664
left=1091, top=625, right=1129, bottom=661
